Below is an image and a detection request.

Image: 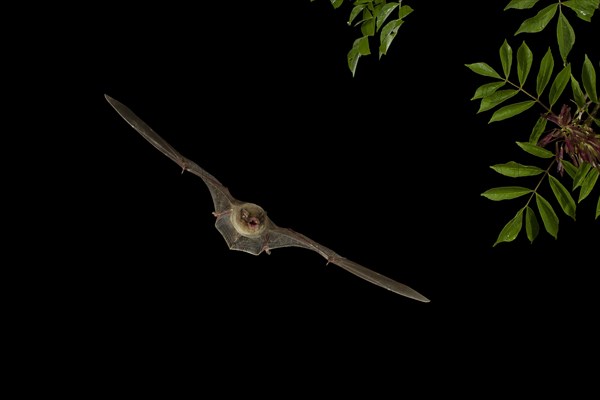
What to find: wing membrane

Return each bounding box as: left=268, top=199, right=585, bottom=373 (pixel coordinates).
left=105, top=94, right=237, bottom=213
left=268, top=226, right=430, bottom=302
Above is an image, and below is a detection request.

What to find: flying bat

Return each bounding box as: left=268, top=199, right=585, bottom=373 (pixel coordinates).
left=105, top=94, right=430, bottom=302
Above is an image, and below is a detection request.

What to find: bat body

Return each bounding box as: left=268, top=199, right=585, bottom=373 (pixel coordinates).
left=105, top=94, right=429, bottom=302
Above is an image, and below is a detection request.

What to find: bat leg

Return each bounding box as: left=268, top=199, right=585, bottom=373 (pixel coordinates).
left=262, top=233, right=272, bottom=255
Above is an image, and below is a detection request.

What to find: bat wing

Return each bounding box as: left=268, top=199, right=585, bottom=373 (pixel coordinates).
left=105, top=94, right=237, bottom=214
left=106, top=94, right=429, bottom=302
left=266, top=225, right=430, bottom=302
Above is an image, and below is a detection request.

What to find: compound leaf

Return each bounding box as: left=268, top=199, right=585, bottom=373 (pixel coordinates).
left=489, top=100, right=536, bottom=122
left=482, top=186, right=533, bottom=200
left=493, top=208, right=524, bottom=246
left=549, top=175, right=577, bottom=220
left=491, top=161, right=544, bottom=177
left=517, top=41, right=533, bottom=86
left=537, top=47, right=555, bottom=96
left=516, top=141, right=554, bottom=158
left=515, top=4, right=558, bottom=35
left=549, top=63, right=572, bottom=106
left=525, top=206, right=540, bottom=243
left=536, top=193, right=559, bottom=239
left=579, top=167, right=599, bottom=202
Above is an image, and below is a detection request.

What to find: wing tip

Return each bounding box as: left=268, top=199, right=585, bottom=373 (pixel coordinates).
left=403, top=291, right=430, bottom=303
left=393, top=286, right=430, bottom=303
left=105, top=94, right=120, bottom=111
left=416, top=295, right=431, bottom=303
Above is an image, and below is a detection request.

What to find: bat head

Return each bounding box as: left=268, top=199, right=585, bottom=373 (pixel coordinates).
left=231, top=203, right=268, bottom=238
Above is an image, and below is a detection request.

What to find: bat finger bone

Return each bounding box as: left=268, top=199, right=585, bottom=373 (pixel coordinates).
left=212, top=209, right=232, bottom=218
left=326, top=255, right=338, bottom=265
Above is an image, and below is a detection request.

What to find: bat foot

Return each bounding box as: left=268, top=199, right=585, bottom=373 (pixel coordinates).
left=262, top=240, right=272, bottom=255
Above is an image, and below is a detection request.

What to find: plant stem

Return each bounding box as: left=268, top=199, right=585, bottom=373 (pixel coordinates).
left=584, top=103, right=600, bottom=127
left=505, top=78, right=552, bottom=114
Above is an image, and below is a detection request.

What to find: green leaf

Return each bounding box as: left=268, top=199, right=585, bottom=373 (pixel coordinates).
left=376, top=3, right=399, bottom=31
left=348, top=48, right=361, bottom=77
left=351, top=15, right=370, bottom=27
left=481, top=186, right=533, bottom=200
left=549, top=63, right=572, bottom=107
left=379, top=19, right=404, bottom=58
left=535, top=193, right=559, bottom=239
left=505, top=0, right=541, bottom=10
left=471, top=82, right=506, bottom=100
left=493, top=208, right=524, bottom=247
left=562, top=159, right=578, bottom=179
left=557, top=11, right=576, bottom=64
left=398, top=4, right=413, bottom=19
left=525, top=206, right=540, bottom=243
left=491, top=161, right=544, bottom=177
left=596, top=194, right=600, bottom=219
left=582, top=54, right=598, bottom=103
left=357, top=36, right=371, bottom=55
left=348, top=5, right=366, bottom=25
left=563, top=0, right=600, bottom=22
left=465, top=63, right=502, bottom=79
left=529, top=116, right=548, bottom=144
left=515, top=4, right=558, bottom=35
left=573, top=162, right=592, bottom=189
left=579, top=167, right=599, bottom=202
left=331, top=0, right=344, bottom=8
left=549, top=175, right=577, bottom=219
left=489, top=100, right=536, bottom=123
left=478, top=89, right=519, bottom=113
left=516, top=141, right=554, bottom=158
left=500, top=39, right=513, bottom=78
left=361, top=15, right=375, bottom=36
left=517, top=41, right=533, bottom=86
left=536, top=47, right=554, bottom=96
left=571, top=75, right=587, bottom=108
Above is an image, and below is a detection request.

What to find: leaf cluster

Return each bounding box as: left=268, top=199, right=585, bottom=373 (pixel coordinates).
left=481, top=145, right=599, bottom=245
left=467, top=0, right=600, bottom=245
left=312, top=0, right=414, bottom=76
left=313, top=0, right=599, bottom=244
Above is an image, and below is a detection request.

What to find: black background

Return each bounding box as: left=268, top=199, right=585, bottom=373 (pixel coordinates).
left=14, top=1, right=599, bottom=396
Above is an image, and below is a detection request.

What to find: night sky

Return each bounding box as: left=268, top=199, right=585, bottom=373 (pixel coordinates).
left=25, top=1, right=599, bottom=395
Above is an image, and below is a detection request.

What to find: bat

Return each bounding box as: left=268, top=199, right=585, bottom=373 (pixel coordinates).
left=105, top=94, right=430, bottom=302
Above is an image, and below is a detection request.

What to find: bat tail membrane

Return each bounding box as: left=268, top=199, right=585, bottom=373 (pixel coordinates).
left=215, top=216, right=265, bottom=255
